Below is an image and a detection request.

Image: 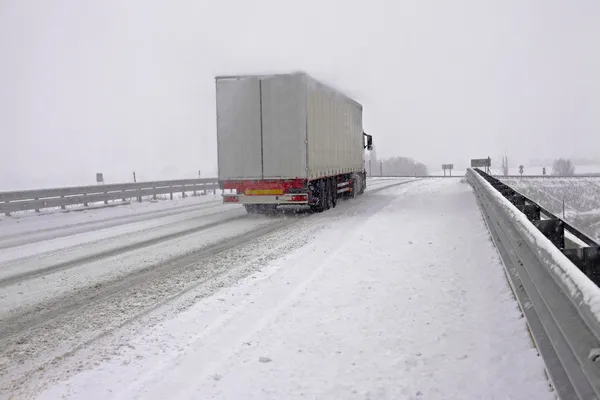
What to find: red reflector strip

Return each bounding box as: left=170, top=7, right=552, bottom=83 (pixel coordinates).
left=223, top=196, right=239, bottom=203
left=290, top=195, right=308, bottom=202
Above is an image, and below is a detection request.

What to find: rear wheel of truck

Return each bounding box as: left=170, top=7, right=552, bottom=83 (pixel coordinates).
left=325, top=179, right=332, bottom=210
left=310, top=179, right=327, bottom=213
left=330, top=179, right=337, bottom=208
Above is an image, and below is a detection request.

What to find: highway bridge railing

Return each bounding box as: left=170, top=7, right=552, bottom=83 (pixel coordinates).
left=501, top=174, right=600, bottom=178
left=467, top=167, right=600, bottom=400
left=0, top=176, right=447, bottom=216
left=371, top=175, right=462, bottom=178
left=380, top=174, right=600, bottom=179
left=0, top=178, right=219, bottom=216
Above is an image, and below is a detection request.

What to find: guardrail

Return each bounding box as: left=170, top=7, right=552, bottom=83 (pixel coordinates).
left=0, top=175, right=412, bottom=216
left=0, top=178, right=219, bottom=216
left=371, top=175, right=462, bottom=178
left=501, top=175, right=600, bottom=178
left=467, top=168, right=600, bottom=399
left=381, top=174, right=600, bottom=179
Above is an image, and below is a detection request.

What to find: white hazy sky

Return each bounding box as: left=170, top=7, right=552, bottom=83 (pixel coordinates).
left=1, top=0, right=599, bottom=189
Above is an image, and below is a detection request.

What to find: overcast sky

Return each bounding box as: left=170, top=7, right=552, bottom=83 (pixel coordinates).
left=1, top=0, right=599, bottom=189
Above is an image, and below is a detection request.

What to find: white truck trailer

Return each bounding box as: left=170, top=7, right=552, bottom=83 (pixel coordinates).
left=216, top=71, right=373, bottom=213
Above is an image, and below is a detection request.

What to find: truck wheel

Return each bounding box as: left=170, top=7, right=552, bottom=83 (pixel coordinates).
left=325, top=180, right=331, bottom=210
left=330, top=179, right=337, bottom=208
left=244, top=204, right=257, bottom=214
left=310, top=180, right=326, bottom=213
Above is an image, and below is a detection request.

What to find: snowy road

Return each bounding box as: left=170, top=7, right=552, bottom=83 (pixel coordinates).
left=0, top=178, right=413, bottom=398
left=0, top=178, right=552, bottom=399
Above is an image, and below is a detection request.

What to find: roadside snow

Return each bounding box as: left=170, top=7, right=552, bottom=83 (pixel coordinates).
left=0, top=204, right=234, bottom=264
left=39, top=179, right=551, bottom=400
left=0, top=212, right=273, bottom=316
left=0, top=195, right=223, bottom=240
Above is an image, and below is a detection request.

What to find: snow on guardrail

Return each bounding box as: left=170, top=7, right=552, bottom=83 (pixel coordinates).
left=471, top=170, right=600, bottom=322
left=467, top=167, right=600, bottom=399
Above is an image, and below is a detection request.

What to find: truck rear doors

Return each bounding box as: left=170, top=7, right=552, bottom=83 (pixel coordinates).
left=216, top=77, right=263, bottom=180
left=216, top=74, right=307, bottom=182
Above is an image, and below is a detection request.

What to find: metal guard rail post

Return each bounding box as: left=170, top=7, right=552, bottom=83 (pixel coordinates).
left=0, top=178, right=219, bottom=215
left=467, top=167, right=600, bottom=400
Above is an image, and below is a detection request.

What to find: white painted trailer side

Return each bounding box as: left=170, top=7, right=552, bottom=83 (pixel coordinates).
left=305, top=76, right=364, bottom=180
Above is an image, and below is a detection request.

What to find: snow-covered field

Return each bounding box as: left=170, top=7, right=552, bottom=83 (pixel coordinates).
left=502, top=165, right=600, bottom=176
left=501, top=177, right=600, bottom=241
left=429, top=164, right=600, bottom=178
left=0, top=178, right=551, bottom=399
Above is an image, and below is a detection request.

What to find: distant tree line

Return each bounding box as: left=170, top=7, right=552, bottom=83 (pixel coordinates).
left=381, top=157, right=428, bottom=176
left=365, top=146, right=428, bottom=176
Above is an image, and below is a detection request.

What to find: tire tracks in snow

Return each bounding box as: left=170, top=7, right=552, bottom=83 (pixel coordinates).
left=0, top=179, right=420, bottom=397
left=0, top=216, right=304, bottom=395
left=0, top=180, right=401, bottom=250
left=57, top=178, right=428, bottom=398
left=0, top=180, right=415, bottom=338
left=0, top=211, right=245, bottom=288
left=0, top=200, right=224, bottom=250
left=0, top=217, right=297, bottom=336
left=129, top=186, right=419, bottom=397
left=367, top=179, right=421, bottom=195
left=0, top=178, right=418, bottom=339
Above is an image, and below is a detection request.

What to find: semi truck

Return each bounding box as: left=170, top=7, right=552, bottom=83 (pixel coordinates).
left=215, top=71, right=373, bottom=213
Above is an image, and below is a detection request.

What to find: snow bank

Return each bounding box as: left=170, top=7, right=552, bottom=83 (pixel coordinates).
left=469, top=170, right=600, bottom=324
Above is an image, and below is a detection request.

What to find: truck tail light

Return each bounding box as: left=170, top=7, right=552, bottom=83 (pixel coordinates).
left=290, top=195, right=308, bottom=202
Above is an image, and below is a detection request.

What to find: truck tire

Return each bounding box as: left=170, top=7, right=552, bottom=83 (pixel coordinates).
left=310, top=179, right=326, bottom=213
left=244, top=204, right=258, bottom=214
left=325, top=180, right=331, bottom=210
left=330, top=179, right=337, bottom=208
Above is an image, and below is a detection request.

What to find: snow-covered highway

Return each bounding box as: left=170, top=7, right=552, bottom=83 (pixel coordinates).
left=0, top=178, right=551, bottom=399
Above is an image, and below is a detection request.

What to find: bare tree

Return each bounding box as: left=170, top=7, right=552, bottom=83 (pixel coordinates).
left=552, top=158, right=576, bottom=176
left=501, top=155, right=509, bottom=176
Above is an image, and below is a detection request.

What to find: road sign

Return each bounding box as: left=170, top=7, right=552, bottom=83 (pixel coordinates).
left=442, top=164, right=454, bottom=177
left=96, top=173, right=104, bottom=184
left=519, top=165, right=524, bottom=176
left=470, top=158, right=491, bottom=168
